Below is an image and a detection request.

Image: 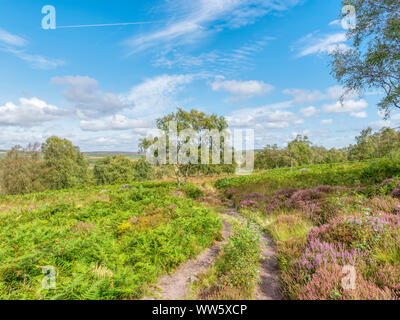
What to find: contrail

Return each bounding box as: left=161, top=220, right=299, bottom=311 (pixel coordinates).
left=56, top=21, right=159, bottom=29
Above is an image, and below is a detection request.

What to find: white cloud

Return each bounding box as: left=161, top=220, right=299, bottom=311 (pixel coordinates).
left=325, top=85, right=359, bottom=100
left=226, top=107, right=301, bottom=130
left=0, top=28, right=27, bottom=47
left=52, top=76, right=131, bottom=118
left=282, top=85, right=360, bottom=107
left=125, top=74, right=194, bottom=114
left=80, top=114, right=152, bottom=132
left=0, top=97, right=65, bottom=127
left=125, top=0, right=302, bottom=53
left=283, top=88, right=324, bottom=105
left=328, top=19, right=341, bottom=27
left=350, top=111, right=368, bottom=119
left=321, top=119, right=333, bottom=125
left=0, top=28, right=64, bottom=69
left=211, top=78, right=274, bottom=99
left=154, top=37, right=274, bottom=74
left=300, top=106, right=318, bottom=117
left=322, top=99, right=368, bottom=115
left=297, top=32, right=350, bottom=57
left=370, top=119, right=392, bottom=130
left=9, top=49, right=64, bottom=70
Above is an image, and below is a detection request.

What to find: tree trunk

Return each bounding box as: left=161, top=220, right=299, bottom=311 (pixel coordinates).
left=184, top=165, right=190, bottom=186
left=176, top=165, right=181, bottom=186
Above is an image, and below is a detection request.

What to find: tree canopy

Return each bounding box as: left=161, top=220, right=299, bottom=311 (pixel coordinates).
left=41, top=136, right=90, bottom=189
left=142, top=108, right=234, bottom=185
left=331, top=0, right=400, bottom=117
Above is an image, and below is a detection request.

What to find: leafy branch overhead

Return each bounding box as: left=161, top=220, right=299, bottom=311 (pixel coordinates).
left=330, top=0, right=400, bottom=117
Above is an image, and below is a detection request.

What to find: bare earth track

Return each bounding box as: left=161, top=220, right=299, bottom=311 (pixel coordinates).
left=223, top=201, right=283, bottom=300
left=256, top=233, right=283, bottom=300
left=144, top=220, right=233, bottom=300
left=145, top=198, right=282, bottom=300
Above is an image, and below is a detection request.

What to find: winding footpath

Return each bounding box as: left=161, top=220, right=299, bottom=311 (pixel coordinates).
left=144, top=220, right=233, bottom=300
left=222, top=201, right=283, bottom=300
left=145, top=198, right=282, bottom=300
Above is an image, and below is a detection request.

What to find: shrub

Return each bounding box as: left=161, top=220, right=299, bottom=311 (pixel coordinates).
left=181, top=184, right=204, bottom=199
left=93, top=155, right=135, bottom=185
left=133, top=158, right=154, bottom=181
left=239, top=200, right=259, bottom=210
left=299, top=263, right=393, bottom=300
left=41, top=136, right=90, bottom=190
left=0, top=144, right=52, bottom=195
left=196, top=223, right=262, bottom=300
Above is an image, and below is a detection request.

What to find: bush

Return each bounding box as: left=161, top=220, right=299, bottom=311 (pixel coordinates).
left=181, top=184, right=204, bottom=199
left=299, top=263, right=393, bottom=300
left=42, top=137, right=90, bottom=190
left=93, top=155, right=135, bottom=185
left=133, top=158, right=153, bottom=181
left=0, top=144, right=52, bottom=195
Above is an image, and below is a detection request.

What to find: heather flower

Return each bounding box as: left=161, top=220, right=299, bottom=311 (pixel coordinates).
left=275, top=188, right=299, bottom=199
left=299, top=263, right=393, bottom=300
left=392, top=189, right=400, bottom=198
left=246, top=192, right=267, bottom=201
left=314, top=185, right=334, bottom=193
left=298, top=238, right=367, bottom=275
left=239, top=200, right=259, bottom=210
left=378, top=178, right=393, bottom=188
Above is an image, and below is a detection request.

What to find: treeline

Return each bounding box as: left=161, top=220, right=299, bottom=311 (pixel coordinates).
left=0, top=137, right=153, bottom=195
left=0, top=134, right=234, bottom=195
left=255, top=127, right=400, bottom=170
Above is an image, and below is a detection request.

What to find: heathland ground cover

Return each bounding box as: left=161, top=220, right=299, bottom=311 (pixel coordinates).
left=215, top=158, right=400, bottom=300
left=0, top=182, right=221, bottom=299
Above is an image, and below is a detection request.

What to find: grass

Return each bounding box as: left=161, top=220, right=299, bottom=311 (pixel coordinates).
left=0, top=182, right=222, bottom=300
left=84, top=153, right=143, bottom=166
left=189, top=216, right=262, bottom=300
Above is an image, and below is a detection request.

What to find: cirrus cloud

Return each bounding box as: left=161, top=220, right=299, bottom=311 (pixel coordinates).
left=211, top=77, right=274, bottom=100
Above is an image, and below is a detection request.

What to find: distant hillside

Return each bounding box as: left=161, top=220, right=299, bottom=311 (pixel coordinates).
left=84, top=151, right=144, bottom=155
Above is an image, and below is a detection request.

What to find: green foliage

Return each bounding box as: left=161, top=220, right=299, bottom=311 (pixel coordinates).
left=191, top=221, right=262, bottom=300
left=132, top=158, right=153, bottom=181
left=42, top=137, right=90, bottom=190
left=0, top=182, right=221, bottom=300
left=142, top=108, right=232, bottom=185
left=180, top=184, right=204, bottom=199
left=218, top=223, right=261, bottom=290
left=255, top=127, right=400, bottom=170
left=217, top=157, right=400, bottom=300
left=93, top=155, right=135, bottom=185
left=348, top=127, right=400, bottom=160
left=331, top=0, right=400, bottom=114
left=216, top=157, right=400, bottom=191
left=255, top=135, right=348, bottom=170
left=0, top=144, right=51, bottom=195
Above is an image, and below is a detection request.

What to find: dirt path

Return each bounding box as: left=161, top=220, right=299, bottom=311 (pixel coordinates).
left=256, top=233, right=283, bottom=300
left=144, top=219, right=233, bottom=300
left=224, top=200, right=282, bottom=300
left=145, top=197, right=282, bottom=300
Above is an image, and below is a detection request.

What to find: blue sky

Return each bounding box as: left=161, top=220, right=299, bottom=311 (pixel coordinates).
left=0, top=0, right=395, bottom=151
